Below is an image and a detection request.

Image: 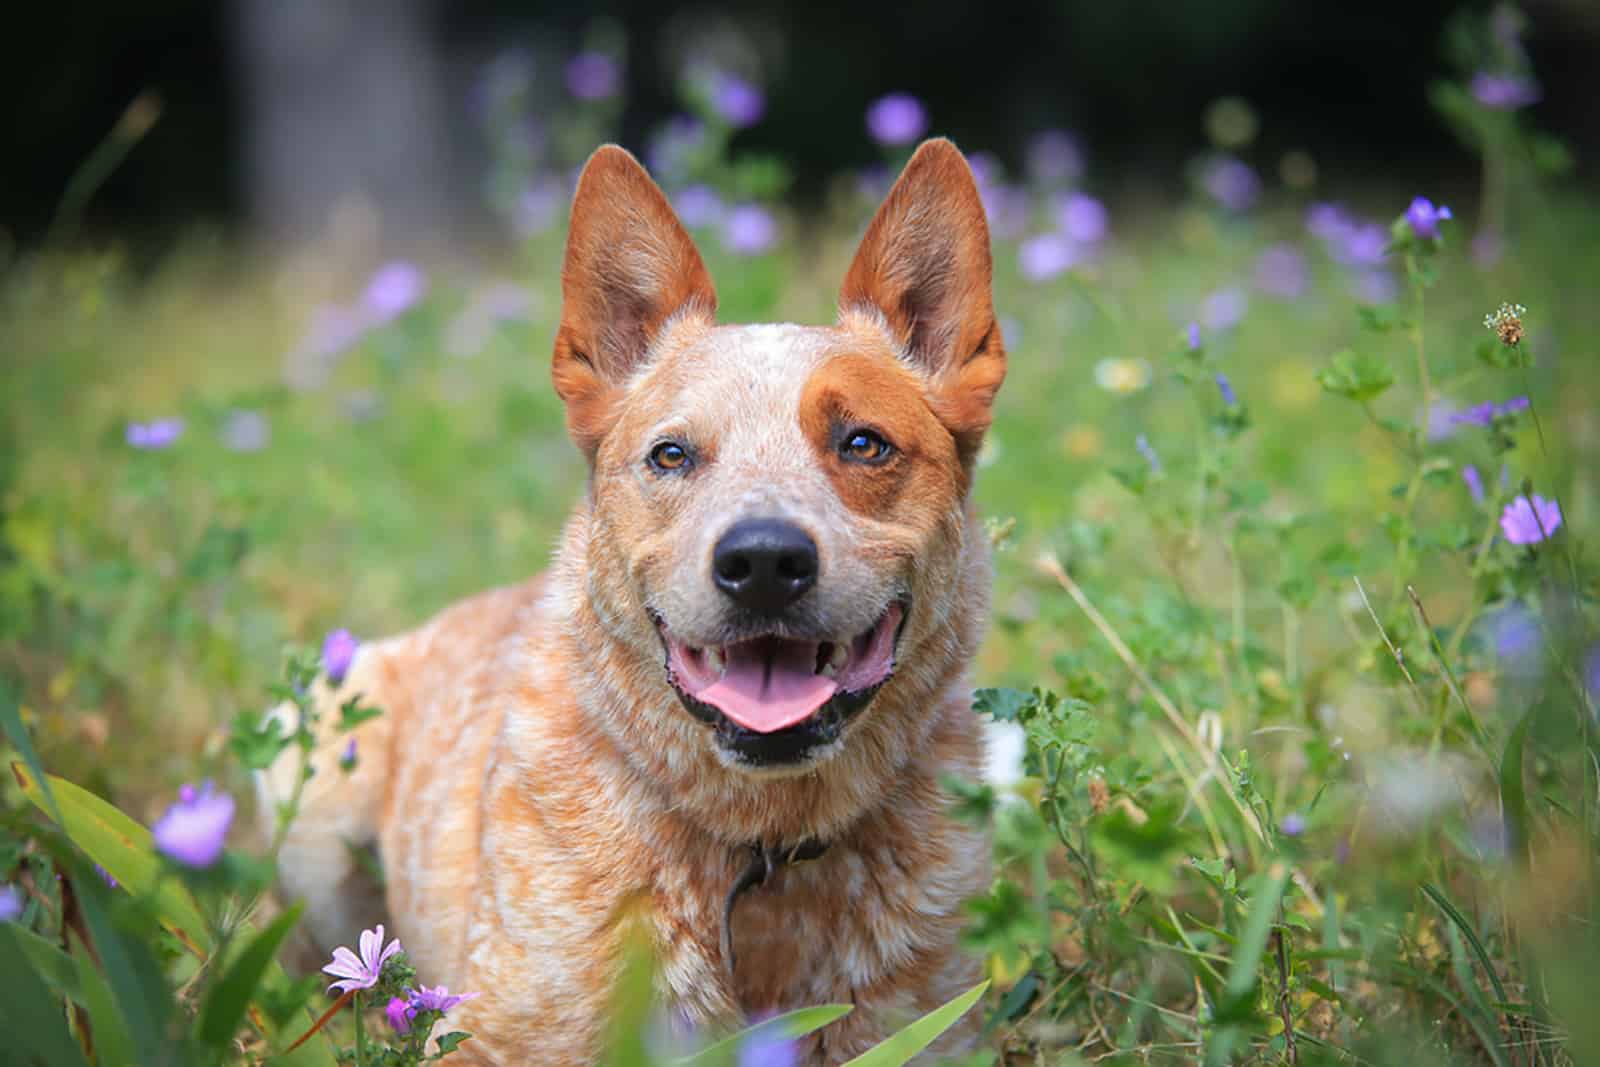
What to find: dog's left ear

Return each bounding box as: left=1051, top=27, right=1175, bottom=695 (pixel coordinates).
left=839, top=138, right=1005, bottom=463
left=553, top=145, right=718, bottom=458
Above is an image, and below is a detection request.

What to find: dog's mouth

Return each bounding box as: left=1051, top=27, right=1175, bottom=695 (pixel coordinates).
left=656, top=602, right=905, bottom=766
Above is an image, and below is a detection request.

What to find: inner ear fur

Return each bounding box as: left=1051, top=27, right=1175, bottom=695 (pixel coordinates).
left=839, top=138, right=1005, bottom=464
left=552, top=145, right=717, bottom=457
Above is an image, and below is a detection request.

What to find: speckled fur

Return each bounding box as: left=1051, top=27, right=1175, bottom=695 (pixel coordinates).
left=261, top=139, right=1006, bottom=1064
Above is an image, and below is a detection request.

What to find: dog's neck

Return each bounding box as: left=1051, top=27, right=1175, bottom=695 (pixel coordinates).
left=543, top=501, right=992, bottom=852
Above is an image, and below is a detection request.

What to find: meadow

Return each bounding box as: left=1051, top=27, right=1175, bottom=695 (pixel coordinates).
left=2, top=16, right=1598, bottom=1066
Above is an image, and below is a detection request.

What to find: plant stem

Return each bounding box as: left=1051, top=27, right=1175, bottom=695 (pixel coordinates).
left=354, top=992, right=365, bottom=1067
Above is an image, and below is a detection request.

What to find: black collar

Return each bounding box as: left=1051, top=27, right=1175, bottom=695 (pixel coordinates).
left=721, top=838, right=829, bottom=978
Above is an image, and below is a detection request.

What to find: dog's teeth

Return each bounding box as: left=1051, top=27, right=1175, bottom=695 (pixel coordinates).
left=828, top=642, right=850, bottom=670
left=705, top=647, right=726, bottom=677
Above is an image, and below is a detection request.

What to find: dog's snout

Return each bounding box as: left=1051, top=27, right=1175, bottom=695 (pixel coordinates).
left=712, top=518, right=818, bottom=614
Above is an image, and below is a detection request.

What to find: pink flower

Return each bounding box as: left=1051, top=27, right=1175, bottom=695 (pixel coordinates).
left=409, top=985, right=480, bottom=1014
left=386, top=996, right=417, bottom=1034
left=1499, top=494, right=1562, bottom=545
left=322, top=924, right=403, bottom=993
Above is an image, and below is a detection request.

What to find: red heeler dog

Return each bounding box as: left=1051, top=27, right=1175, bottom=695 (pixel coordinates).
left=261, top=137, right=1007, bottom=1063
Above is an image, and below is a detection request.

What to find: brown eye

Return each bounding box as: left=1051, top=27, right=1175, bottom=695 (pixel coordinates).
left=648, top=440, right=691, bottom=473
left=840, top=429, right=893, bottom=464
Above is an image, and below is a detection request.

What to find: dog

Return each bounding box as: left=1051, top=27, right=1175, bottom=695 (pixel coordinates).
left=260, top=137, right=1007, bottom=1064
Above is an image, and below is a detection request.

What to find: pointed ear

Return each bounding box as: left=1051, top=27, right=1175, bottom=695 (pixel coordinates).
left=839, top=138, right=1005, bottom=463
left=553, top=145, right=717, bottom=456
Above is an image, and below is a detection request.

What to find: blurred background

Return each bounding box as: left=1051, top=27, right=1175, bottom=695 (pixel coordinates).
left=4, top=0, right=1598, bottom=252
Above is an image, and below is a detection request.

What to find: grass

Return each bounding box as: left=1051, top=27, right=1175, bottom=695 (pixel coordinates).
left=3, top=67, right=1599, bottom=1065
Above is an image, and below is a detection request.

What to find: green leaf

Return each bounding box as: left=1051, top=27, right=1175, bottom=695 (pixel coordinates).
left=336, top=694, right=383, bottom=732
left=72, top=934, right=138, bottom=1067
left=231, top=708, right=292, bottom=771
left=0, top=927, right=90, bottom=1067
left=679, top=1004, right=854, bottom=1064
left=1356, top=305, right=1402, bottom=333
left=1315, top=350, right=1394, bottom=403
left=1092, top=798, right=1189, bottom=893
left=1420, top=882, right=1511, bottom=1008
left=435, top=1030, right=472, bottom=1056
left=199, top=902, right=305, bottom=1047
left=1499, top=709, right=1533, bottom=864
left=2, top=677, right=62, bottom=824
left=972, top=687, right=1033, bottom=723
left=1224, top=862, right=1290, bottom=1001
left=3, top=920, right=81, bottom=1005
left=11, top=764, right=211, bottom=954
left=841, top=980, right=989, bottom=1066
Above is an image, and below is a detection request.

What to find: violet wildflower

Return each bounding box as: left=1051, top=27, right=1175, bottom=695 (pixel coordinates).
left=1135, top=434, right=1161, bottom=474
left=722, top=204, right=778, bottom=256
left=1471, top=72, right=1540, bottom=110
left=221, top=409, right=270, bottom=453
left=1186, top=322, right=1202, bottom=351
left=1018, top=234, right=1077, bottom=282
left=385, top=996, right=417, bottom=1035
left=322, top=628, right=359, bottom=685
left=513, top=179, right=562, bottom=237
left=965, top=151, right=1002, bottom=188
left=1201, top=287, right=1248, bottom=331
left=1339, top=224, right=1390, bottom=268
left=339, top=738, right=358, bottom=771
left=1055, top=192, right=1108, bottom=244
left=0, top=883, right=22, bottom=922
left=1305, top=202, right=1353, bottom=243
left=1462, top=464, right=1485, bottom=504
left=152, top=781, right=235, bottom=869
left=409, top=985, right=480, bottom=1014
left=674, top=184, right=724, bottom=228
left=865, top=93, right=928, bottom=146
left=738, top=1029, right=799, bottom=1067
left=1025, top=128, right=1084, bottom=184
left=978, top=182, right=1028, bottom=240
left=126, top=418, right=185, bottom=450
left=1215, top=373, right=1238, bottom=406
left=1486, top=606, right=1541, bottom=667
left=1202, top=155, right=1261, bottom=212
left=1280, top=813, right=1306, bottom=837
left=710, top=73, right=764, bottom=127
left=1500, top=494, right=1562, bottom=544
left=363, top=262, right=426, bottom=324
left=1404, top=197, right=1453, bottom=241
left=1352, top=270, right=1398, bottom=305
left=1449, top=396, right=1529, bottom=427
left=1254, top=243, right=1309, bottom=300
left=323, top=924, right=403, bottom=993
left=565, top=52, right=620, bottom=100
left=647, top=115, right=705, bottom=179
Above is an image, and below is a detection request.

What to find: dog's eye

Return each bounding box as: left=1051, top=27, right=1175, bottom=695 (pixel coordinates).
left=648, top=440, right=692, bottom=473
left=839, top=429, right=893, bottom=464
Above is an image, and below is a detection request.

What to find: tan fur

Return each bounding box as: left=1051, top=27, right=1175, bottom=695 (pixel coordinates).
left=262, top=139, right=1006, bottom=1063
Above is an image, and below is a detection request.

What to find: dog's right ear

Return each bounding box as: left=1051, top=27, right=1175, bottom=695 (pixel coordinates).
left=552, top=146, right=717, bottom=457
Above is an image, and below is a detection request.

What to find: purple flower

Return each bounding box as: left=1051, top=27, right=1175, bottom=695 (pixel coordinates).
left=322, top=629, right=359, bottom=685
left=674, top=184, right=724, bottom=228
left=152, top=781, right=235, bottom=868
left=513, top=179, right=562, bottom=237
left=409, top=985, right=480, bottom=1014
left=339, top=738, right=358, bottom=771
left=1586, top=646, right=1600, bottom=703
left=1352, top=270, right=1398, bottom=305
left=1025, top=129, right=1084, bottom=184
left=1202, top=156, right=1261, bottom=212
left=1201, top=287, right=1248, bottom=331
left=126, top=418, right=185, bottom=450
left=1487, top=606, right=1541, bottom=664
left=323, top=925, right=403, bottom=994
left=1018, top=233, right=1078, bottom=282
left=1405, top=197, right=1453, bottom=241
left=1215, top=373, right=1238, bottom=406
left=1055, top=193, right=1109, bottom=244
left=721, top=204, right=778, bottom=256
left=221, top=409, right=270, bottom=453
left=738, top=1030, right=798, bottom=1067
left=1186, top=322, right=1202, bottom=351
left=647, top=115, right=705, bottom=179
left=1500, top=494, right=1562, bottom=544
left=1339, top=224, right=1390, bottom=268
left=1471, top=72, right=1540, bottom=110
left=865, top=93, right=928, bottom=146
left=1449, top=396, right=1529, bottom=428
left=1306, top=202, right=1353, bottom=243
left=363, top=262, right=426, bottom=324
left=1462, top=464, right=1485, bottom=504
left=0, top=883, right=22, bottom=922
left=1254, top=243, right=1309, bottom=300
left=1280, top=813, right=1306, bottom=837
left=965, top=151, right=1003, bottom=188
left=978, top=183, right=1028, bottom=241
left=711, top=73, right=764, bottom=127
left=566, top=52, right=620, bottom=100
left=385, top=996, right=416, bottom=1034
left=1135, top=434, right=1161, bottom=473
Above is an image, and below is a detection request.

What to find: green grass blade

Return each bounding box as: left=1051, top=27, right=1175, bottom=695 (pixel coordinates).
left=841, top=980, right=989, bottom=1067
left=1420, top=881, right=1510, bottom=1006
left=72, top=934, right=138, bottom=1067
left=199, top=901, right=304, bottom=1047
left=678, top=1003, right=854, bottom=1064
left=2, top=678, right=62, bottom=823
left=0, top=930, right=90, bottom=1066
left=1499, top=708, right=1533, bottom=864
left=1225, top=862, right=1290, bottom=1000
left=4, top=922, right=82, bottom=1005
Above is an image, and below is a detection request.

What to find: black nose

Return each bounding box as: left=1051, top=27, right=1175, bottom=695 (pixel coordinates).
left=712, top=518, right=818, bottom=614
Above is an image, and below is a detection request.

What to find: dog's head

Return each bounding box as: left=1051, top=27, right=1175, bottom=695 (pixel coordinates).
left=552, top=140, right=1004, bottom=773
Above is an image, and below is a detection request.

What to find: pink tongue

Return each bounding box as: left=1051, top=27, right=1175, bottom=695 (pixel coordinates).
left=697, top=640, right=838, bottom=734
